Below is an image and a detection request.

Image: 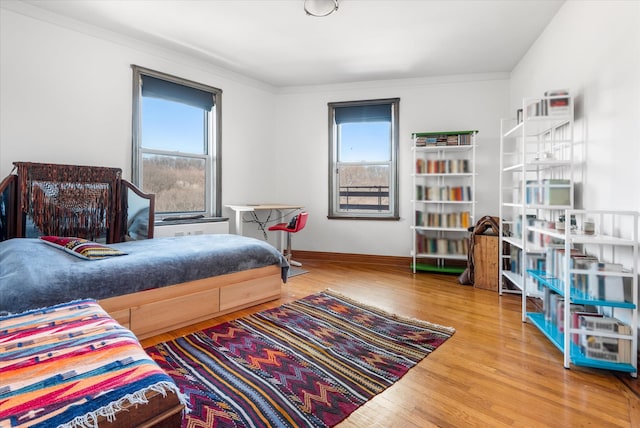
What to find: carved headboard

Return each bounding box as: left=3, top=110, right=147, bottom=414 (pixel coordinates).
left=0, top=162, right=155, bottom=243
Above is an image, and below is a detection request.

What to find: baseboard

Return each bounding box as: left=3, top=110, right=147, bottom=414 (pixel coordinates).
left=292, top=250, right=408, bottom=266
left=292, top=251, right=465, bottom=270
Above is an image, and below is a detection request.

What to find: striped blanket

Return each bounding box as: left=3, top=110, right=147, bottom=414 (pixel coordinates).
left=0, top=300, right=184, bottom=428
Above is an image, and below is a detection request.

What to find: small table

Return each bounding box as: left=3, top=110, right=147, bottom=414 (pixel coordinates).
left=225, top=204, right=304, bottom=253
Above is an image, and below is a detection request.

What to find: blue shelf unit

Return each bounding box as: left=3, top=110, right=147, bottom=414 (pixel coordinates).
left=527, top=269, right=637, bottom=374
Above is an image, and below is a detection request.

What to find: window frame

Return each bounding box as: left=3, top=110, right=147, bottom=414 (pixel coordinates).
left=131, top=65, right=222, bottom=218
left=327, top=98, right=400, bottom=220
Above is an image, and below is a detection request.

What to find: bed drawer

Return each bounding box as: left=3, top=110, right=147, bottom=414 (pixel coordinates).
left=109, top=308, right=131, bottom=329
left=130, top=288, right=220, bottom=338
left=220, top=276, right=281, bottom=312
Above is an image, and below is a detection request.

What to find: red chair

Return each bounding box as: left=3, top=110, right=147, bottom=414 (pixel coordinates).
left=268, top=211, right=308, bottom=267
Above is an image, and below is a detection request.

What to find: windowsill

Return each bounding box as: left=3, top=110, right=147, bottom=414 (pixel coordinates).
left=327, top=215, right=400, bottom=221
left=155, top=216, right=229, bottom=226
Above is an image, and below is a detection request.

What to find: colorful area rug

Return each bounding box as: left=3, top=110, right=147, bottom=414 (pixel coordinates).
left=145, top=289, right=455, bottom=427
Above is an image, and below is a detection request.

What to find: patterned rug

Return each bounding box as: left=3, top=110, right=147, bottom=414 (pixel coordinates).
left=145, top=289, right=455, bottom=427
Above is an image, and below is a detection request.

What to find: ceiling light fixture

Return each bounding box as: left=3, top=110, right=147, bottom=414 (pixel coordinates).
left=304, top=0, right=339, bottom=17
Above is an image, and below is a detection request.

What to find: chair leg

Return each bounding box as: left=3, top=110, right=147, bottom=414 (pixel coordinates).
left=284, top=231, right=302, bottom=267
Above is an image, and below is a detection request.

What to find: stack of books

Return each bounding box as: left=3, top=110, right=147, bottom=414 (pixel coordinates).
left=578, top=316, right=632, bottom=363
left=545, top=248, right=629, bottom=303
left=545, top=90, right=570, bottom=116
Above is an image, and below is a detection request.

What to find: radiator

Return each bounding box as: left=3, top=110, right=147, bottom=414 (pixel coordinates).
left=154, top=220, right=229, bottom=238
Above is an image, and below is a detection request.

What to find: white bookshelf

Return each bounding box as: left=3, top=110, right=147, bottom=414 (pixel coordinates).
left=411, top=130, right=477, bottom=274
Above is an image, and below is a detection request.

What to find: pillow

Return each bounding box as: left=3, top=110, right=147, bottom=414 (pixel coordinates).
left=40, top=236, right=127, bottom=260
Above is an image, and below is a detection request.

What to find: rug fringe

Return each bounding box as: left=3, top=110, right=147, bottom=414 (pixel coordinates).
left=58, top=381, right=188, bottom=428
left=323, top=288, right=456, bottom=335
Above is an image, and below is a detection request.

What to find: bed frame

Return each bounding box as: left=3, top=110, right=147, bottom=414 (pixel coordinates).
left=0, top=162, right=283, bottom=340
left=100, top=265, right=282, bottom=339
left=97, top=389, right=184, bottom=427
left=0, top=161, right=155, bottom=242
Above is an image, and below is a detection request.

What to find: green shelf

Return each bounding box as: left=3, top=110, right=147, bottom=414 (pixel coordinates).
left=412, top=130, right=478, bottom=137
left=411, top=263, right=465, bottom=274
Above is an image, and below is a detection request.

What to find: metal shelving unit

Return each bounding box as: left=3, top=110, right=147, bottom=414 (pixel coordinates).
left=498, top=94, right=575, bottom=309
left=499, top=94, right=637, bottom=376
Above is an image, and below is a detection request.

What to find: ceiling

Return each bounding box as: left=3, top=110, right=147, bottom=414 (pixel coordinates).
left=19, top=0, right=564, bottom=87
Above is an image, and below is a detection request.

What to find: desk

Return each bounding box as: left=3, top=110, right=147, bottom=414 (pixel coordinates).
left=225, top=204, right=303, bottom=236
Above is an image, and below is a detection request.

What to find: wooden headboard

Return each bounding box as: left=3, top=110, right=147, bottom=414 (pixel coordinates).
left=0, top=162, right=155, bottom=243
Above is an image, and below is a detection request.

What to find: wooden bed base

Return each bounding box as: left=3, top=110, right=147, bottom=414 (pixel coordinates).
left=99, top=265, right=282, bottom=339
left=97, top=390, right=184, bottom=428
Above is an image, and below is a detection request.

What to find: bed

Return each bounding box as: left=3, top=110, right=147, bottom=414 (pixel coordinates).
left=0, top=162, right=288, bottom=339
left=0, top=234, right=288, bottom=339
left=0, top=299, right=186, bottom=427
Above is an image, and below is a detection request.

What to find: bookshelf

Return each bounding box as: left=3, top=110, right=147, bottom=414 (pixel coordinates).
left=499, top=93, right=638, bottom=376
left=411, top=130, right=477, bottom=274
left=527, top=210, right=638, bottom=376
left=498, top=93, right=575, bottom=304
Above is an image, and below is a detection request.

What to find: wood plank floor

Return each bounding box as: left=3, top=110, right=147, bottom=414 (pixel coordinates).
left=140, top=259, right=640, bottom=427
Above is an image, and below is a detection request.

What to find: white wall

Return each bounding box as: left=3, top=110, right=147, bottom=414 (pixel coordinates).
left=271, top=76, right=509, bottom=256
left=509, top=0, right=640, bottom=213
left=0, top=5, right=279, bottom=215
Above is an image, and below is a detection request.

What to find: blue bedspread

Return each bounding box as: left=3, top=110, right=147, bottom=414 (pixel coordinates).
left=0, top=234, right=288, bottom=314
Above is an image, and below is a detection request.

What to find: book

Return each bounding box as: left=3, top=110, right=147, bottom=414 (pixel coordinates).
left=588, top=262, right=626, bottom=302
left=571, top=311, right=602, bottom=345
left=579, top=320, right=632, bottom=363
left=556, top=302, right=584, bottom=333
left=572, top=255, right=599, bottom=296
left=544, top=90, right=570, bottom=116
left=579, top=315, right=627, bottom=333
left=543, top=179, right=571, bottom=206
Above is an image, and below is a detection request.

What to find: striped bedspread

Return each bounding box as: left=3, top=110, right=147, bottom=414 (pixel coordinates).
left=0, top=300, right=184, bottom=428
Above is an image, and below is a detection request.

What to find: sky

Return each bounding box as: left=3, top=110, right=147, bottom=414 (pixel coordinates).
left=339, top=122, right=391, bottom=163
left=141, top=97, right=205, bottom=153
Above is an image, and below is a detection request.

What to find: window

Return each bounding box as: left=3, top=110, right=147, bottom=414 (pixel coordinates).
left=131, top=65, right=222, bottom=217
left=328, top=98, right=399, bottom=219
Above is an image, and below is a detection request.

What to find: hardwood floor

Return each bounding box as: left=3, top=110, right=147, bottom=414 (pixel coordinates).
left=140, top=258, right=640, bottom=427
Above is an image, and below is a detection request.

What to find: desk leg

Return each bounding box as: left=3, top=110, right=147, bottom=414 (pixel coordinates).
left=235, top=210, right=244, bottom=235
left=275, top=209, right=284, bottom=251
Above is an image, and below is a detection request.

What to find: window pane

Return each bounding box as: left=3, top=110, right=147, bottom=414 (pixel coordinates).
left=337, top=164, right=390, bottom=212
left=339, top=122, right=390, bottom=162
left=142, top=154, right=205, bottom=213
left=142, top=97, right=205, bottom=154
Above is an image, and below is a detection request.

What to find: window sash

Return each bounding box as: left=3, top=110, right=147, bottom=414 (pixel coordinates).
left=139, top=142, right=212, bottom=215
left=335, top=161, right=392, bottom=213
